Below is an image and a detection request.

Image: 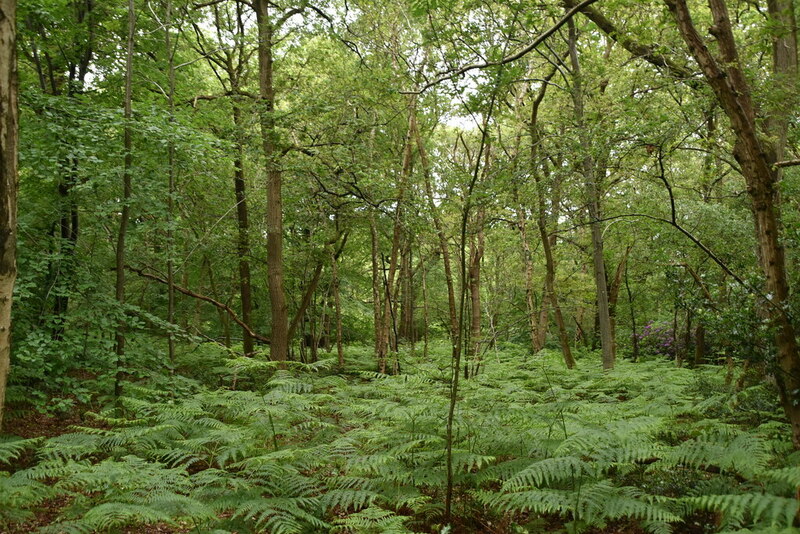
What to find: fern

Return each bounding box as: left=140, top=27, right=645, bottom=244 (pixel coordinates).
left=0, top=436, right=40, bottom=464
left=332, top=506, right=417, bottom=534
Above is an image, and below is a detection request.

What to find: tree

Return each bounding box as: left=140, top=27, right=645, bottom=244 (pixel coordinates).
left=665, top=0, right=800, bottom=447
left=0, top=0, right=16, bottom=432
left=114, top=0, right=135, bottom=403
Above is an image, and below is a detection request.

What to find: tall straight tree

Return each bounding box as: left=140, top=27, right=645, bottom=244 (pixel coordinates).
left=0, top=0, right=16, bottom=432
left=191, top=3, right=256, bottom=356
left=114, top=0, right=135, bottom=401
left=567, top=17, right=614, bottom=370
left=255, top=0, right=287, bottom=361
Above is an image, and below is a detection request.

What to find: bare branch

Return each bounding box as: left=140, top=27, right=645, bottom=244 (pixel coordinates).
left=406, top=0, right=602, bottom=94
left=127, top=265, right=270, bottom=345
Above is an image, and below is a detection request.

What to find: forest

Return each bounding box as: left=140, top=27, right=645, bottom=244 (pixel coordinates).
left=1, top=0, right=800, bottom=532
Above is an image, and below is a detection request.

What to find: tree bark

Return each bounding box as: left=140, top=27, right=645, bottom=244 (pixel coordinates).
left=331, top=246, right=344, bottom=367
left=568, top=17, right=614, bottom=370
left=414, top=119, right=458, bottom=344
left=514, top=193, right=543, bottom=354
left=624, top=254, right=639, bottom=361
left=255, top=0, right=287, bottom=362
left=114, top=0, right=135, bottom=404
left=370, top=213, right=382, bottom=362
left=232, top=103, right=254, bottom=356
left=530, top=77, right=574, bottom=368
left=0, top=0, right=17, bottom=432
left=377, top=105, right=414, bottom=372
left=466, top=210, right=485, bottom=377
left=608, top=248, right=630, bottom=356
left=165, top=0, right=176, bottom=365
left=666, top=0, right=800, bottom=446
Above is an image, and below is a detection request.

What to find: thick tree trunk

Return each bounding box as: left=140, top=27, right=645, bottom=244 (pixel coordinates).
left=568, top=18, right=614, bottom=370
left=0, top=0, right=17, bottom=432
left=666, top=0, right=800, bottom=447
left=255, top=0, right=287, bottom=361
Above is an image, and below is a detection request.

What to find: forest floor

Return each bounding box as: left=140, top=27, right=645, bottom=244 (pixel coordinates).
left=1, top=343, right=796, bottom=534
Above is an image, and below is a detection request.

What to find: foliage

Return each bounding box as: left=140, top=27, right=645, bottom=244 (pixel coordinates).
left=2, top=346, right=796, bottom=533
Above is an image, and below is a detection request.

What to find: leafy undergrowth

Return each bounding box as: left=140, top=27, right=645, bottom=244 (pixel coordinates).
left=1, top=344, right=798, bottom=533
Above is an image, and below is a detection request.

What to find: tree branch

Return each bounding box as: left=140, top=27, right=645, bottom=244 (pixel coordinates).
left=406, top=0, right=601, bottom=94
left=126, top=265, right=270, bottom=345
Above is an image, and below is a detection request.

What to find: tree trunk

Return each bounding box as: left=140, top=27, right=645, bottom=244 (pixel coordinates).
left=165, top=0, right=176, bottom=365
left=666, top=0, right=800, bottom=448
left=232, top=103, right=254, bottom=356
left=466, top=211, right=484, bottom=377
left=370, top=213, right=382, bottom=361
left=0, top=0, right=17, bottom=432
left=255, top=0, right=287, bottom=362
left=608, top=249, right=629, bottom=357
left=114, top=0, right=135, bottom=405
left=414, top=119, right=458, bottom=343
left=420, top=252, right=429, bottom=359
left=398, top=237, right=414, bottom=343
left=530, top=83, right=574, bottom=367
left=624, top=255, right=639, bottom=361
left=377, top=105, right=414, bottom=372
left=331, top=246, right=344, bottom=367
left=514, top=195, right=543, bottom=355
left=694, top=323, right=705, bottom=365
left=568, top=17, right=614, bottom=370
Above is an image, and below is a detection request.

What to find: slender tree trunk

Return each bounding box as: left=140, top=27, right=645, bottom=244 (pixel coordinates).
left=165, top=0, right=176, bottom=366
left=399, top=237, right=414, bottom=342
left=420, top=252, right=429, bottom=359
left=514, top=196, right=542, bottom=354
left=376, top=106, right=413, bottom=372
left=537, top=206, right=574, bottom=369
left=370, top=213, right=382, bottom=361
left=608, top=249, right=629, bottom=356
left=255, top=0, right=287, bottom=362
left=530, top=88, right=574, bottom=367
left=331, top=247, right=344, bottom=367
left=568, top=17, right=614, bottom=370
left=114, top=0, right=135, bottom=404
left=624, top=255, right=639, bottom=361
left=232, top=103, right=254, bottom=356
left=0, top=0, right=17, bottom=432
left=466, top=211, right=484, bottom=377
left=414, top=120, right=458, bottom=343
left=204, top=256, right=230, bottom=347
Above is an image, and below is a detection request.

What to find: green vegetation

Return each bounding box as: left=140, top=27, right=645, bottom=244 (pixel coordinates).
left=2, top=346, right=798, bottom=533
left=1, top=0, right=800, bottom=532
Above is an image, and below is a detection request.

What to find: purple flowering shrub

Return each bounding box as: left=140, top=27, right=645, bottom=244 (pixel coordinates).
left=637, top=321, right=683, bottom=359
